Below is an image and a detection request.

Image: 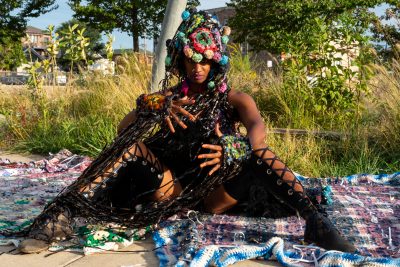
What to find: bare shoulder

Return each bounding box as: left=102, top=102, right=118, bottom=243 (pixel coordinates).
left=227, top=89, right=257, bottom=109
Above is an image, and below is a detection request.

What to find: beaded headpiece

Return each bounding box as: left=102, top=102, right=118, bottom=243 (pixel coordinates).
left=164, top=9, right=231, bottom=94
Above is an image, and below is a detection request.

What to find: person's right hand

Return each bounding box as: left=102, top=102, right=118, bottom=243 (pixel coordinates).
left=165, top=97, right=196, bottom=133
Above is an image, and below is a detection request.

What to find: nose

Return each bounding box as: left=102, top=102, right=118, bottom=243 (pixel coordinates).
left=193, top=63, right=202, bottom=72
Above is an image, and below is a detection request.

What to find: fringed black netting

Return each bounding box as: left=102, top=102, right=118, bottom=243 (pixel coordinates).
left=2, top=89, right=243, bottom=239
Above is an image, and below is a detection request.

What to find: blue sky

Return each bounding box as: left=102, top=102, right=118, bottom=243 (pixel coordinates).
left=27, top=0, right=230, bottom=50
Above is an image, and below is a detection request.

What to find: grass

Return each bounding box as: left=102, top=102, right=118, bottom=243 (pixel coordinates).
left=0, top=51, right=399, bottom=176
left=0, top=54, right=148, bottom=157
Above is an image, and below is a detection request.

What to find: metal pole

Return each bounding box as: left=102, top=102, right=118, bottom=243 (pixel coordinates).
left=151, top=0, right=187, bottom=92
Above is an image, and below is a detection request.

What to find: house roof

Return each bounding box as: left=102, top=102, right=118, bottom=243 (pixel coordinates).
left=26, top=26, right=48, bottom=35
left=203, top=6, right=234, bottom=13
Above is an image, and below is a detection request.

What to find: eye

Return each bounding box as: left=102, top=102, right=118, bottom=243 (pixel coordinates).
left=185, top=57, right=195, bottom=64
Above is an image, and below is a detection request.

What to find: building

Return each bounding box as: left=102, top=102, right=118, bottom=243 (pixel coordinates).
left=22, top=26, right=51, bottom=49
left=21, top=26, right=52, bottom=63
left=205, top=6, right=235, bottom=26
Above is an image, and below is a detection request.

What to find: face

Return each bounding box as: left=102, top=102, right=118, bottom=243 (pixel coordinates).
left=183, top=57, right=212, bottom=84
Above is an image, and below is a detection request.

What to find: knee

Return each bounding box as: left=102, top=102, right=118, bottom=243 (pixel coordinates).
left=203, top=186, right=238, bottom=214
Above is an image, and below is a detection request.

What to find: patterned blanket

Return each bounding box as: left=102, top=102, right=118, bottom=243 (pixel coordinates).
left=0, top=151, right=399, bottom=266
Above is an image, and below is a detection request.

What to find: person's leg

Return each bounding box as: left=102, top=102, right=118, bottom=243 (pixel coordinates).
left=80, top=142, right=181, bottom=202
left=251, top=147, right=356, bottom=252
left=20, top=142, right=181, bottom=253
left=203, top=169, right=254, bottom=214
left=203, top=185, right=238, bottom=214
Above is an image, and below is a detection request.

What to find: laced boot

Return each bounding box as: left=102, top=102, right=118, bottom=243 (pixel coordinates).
left=19, top=202, right=74, bottom=254
left=251, top=147, right=356, bottom=253
left=303, top=210, right=356, bottom=252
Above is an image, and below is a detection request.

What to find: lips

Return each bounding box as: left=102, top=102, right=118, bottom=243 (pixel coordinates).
left=193, top=74, right=204, bottom=80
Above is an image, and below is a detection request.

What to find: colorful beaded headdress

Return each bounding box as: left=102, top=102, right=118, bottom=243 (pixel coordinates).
left=164, top=9, right=231, bottom=94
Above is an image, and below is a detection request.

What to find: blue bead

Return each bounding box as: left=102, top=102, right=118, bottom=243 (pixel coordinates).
left=181, top=10, right=191, bottom=21
left=219, top=55, right=229, bottom=66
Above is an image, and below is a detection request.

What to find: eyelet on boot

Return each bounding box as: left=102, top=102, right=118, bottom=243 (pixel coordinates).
left=266, top=169, right=272, bottom=174
left=277, top=179, right=283, bottom=185
left=288, top=189, right=294, bottom=195
left=257, top=159, right=263, bottom=165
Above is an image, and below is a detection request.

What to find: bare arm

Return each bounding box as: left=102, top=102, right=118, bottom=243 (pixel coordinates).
left=228, top=90, right=267, bottom=150
left=117, top=109, right=137, bottom=134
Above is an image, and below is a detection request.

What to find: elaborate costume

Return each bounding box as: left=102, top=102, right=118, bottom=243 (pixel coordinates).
left=14, top=9, right=355, bottom=254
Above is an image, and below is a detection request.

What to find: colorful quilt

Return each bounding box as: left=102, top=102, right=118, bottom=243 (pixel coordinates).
left=0, top=151, right=399, bottom=266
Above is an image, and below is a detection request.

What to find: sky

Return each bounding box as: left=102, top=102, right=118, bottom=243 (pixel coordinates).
left=27, top=0, right=231, bottom=50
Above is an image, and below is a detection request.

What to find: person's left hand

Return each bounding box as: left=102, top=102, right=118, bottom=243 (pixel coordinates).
left=198, top=122, right=223, bottom=176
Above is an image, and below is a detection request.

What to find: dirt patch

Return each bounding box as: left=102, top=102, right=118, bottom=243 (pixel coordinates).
left=0, top=150, right=44, bottom=163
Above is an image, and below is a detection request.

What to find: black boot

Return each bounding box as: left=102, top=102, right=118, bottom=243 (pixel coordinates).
left=251, top=147, right=356, bottom=253
left=19, top=201, right=74, bottom=253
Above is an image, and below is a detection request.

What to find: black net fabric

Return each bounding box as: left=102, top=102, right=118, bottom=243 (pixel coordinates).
left=18, top=90, right=245, bottom=235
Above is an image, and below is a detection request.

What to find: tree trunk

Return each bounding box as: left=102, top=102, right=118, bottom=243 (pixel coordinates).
left=133, top=35, right=139, bottom=52
left=131, top=4, right=139, bottom=52
left=151, top=0, right=187, bottom=92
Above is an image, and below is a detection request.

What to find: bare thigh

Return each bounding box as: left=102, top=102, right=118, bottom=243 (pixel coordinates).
left=203, top=185, right=238, bottom=214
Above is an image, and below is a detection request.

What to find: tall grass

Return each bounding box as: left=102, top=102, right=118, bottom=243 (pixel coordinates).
left=228, top=49, right=400, bottom=175
left=368, top=60, right=400, bottom=161
left=0, top=54, right=148, bottom=157
left=0, top=51, right=399, bottom=175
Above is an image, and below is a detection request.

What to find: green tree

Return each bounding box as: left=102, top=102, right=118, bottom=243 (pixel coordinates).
left=0, top=0, right=57, bottom=42
left=58, top=24, right=90, bottom=75
left=228, top=0, right=397, bottom=53
left=69, top=0, right=199, bottom=52
left=371, top=3, right=400, bottom=60
left=56, top=19, right=105, bottom=56
left=56, top=19, right=105, bottom=70
left=0, top=0, right=57, bottom=70
left=228, top=0, right=395, bottom=125
left=0, top=37, right=26, bottom=70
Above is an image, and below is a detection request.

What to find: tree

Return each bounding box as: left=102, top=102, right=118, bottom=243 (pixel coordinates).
left=0, top=0, right=57, bottom=70
left=0, top=0, right=58, bottom=42
left=371, top=3, right=400, bottom=60
left=228, top=0, right=392, bottom=53
left=69, top=0, right=199, bottom=52
left=0, top=37, right=26, bottom=70
left=228, top=0, right=397, bottom=125
left=56, top=19, right=105, bottom=69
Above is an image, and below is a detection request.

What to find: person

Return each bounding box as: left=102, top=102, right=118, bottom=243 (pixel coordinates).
left=17, top=9, right=356, bottom=254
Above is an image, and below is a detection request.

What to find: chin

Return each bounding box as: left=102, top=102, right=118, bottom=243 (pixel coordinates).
left=189, top=78, right=207, bottom=84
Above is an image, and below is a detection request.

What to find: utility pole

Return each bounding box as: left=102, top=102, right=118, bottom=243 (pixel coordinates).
left=151, top=0, right=187, bottom=92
